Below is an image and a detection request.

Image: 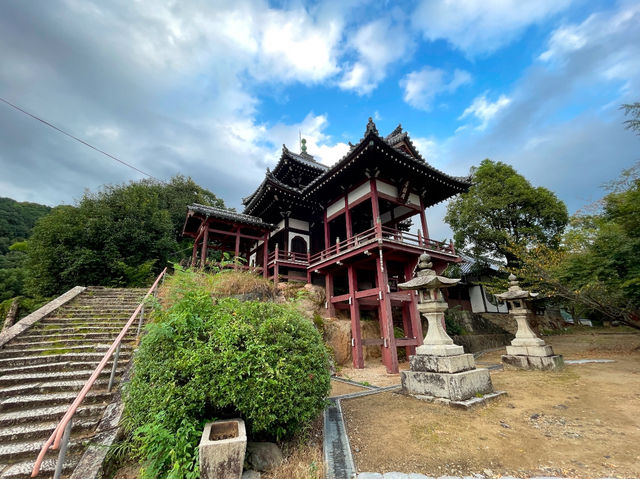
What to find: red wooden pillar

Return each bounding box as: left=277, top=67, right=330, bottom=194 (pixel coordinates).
left=348, top=265, right=364, bottom=368
left=262, top=233, right=269, bottom=278
left=419, top=198, right=429, bottom=240
left=405, top=259, right=423, bottom=348
left=306, top=252, right=312, bottom=284
left=234, top=228, right=241, bottom=269
left=200, top=220, right=209, bottom=268
left=191, top=238, right=199, bottom=267
left=376, top=249, right=398, bottom=374
left=370, top=179, right=382, bottom=236
left=323, top=210, right=330, bottom=250
left=345, top=200, right=353, bottom=240
left=273, top=244, right=279, bottom=285
left=401, top=303, right=414, bottom=358
left=325, top=272, right=335, bottom=318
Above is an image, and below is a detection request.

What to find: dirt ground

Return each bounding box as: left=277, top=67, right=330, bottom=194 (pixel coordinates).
left=341, top=330, right=640, bottom=478
left=330, top=379, right=370, bottom=397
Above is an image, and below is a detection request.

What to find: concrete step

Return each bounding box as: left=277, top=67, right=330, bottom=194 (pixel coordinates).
left=0, top=452, right=81, bottom=479
left=24, top=326, right=137, bottom=335
left=0, top=359, right=121, bottom=377
left=0, top=345, right=111, bottom=359
left=0, top=368, right=125, bottom=387
left=4, top=338, right=135, bottom=349
left=0, top=390, right=113, bottom=413
left=0, top=403, right=106, bottom=427
left=0, top=437, right=87, bottom=463
left=0, top=417, right=99, bottom=443
left=0, top=352, right=131, bottom=370
left=11, top=332, right=137, bottom=343
left=0, top=378, right=113, bottom=398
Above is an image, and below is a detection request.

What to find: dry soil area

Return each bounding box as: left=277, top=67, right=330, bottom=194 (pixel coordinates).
left=330, top=379, right=370, bottom=397
left=341, top=330, right=640, bottom=479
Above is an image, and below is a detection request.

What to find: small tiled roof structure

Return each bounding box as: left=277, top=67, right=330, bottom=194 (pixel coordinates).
left=187, top=203, right=275, bottom=230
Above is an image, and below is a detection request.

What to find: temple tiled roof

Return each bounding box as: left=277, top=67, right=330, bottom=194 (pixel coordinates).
left=280, top=145, right=329, bottom=171
left=302, top=118, right=472, bottom=197
left=188, top=204, right=275, bottom=229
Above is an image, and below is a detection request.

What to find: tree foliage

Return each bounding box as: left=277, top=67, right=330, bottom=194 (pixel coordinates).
left=123, top=268, right=331, bottom=478
left=0, top=197, right=51, bottom=255
left=25, top=176, right=222, bottom=296
left=621, top=102, right=640, bottom=135
left=515, top=161, right=640, bottom=328
left=445, top=159, right=568, bottom=266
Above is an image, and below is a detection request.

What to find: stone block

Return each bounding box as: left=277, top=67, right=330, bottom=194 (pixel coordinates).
left=410, top=353, right=475, bottom=373
left=415, top=344, right=464, bottom=356
left=511, top=337, right=545, bottom=347
left=245, top=442, right=284, bottom=472
left=525, top=345, right=555, bottom=357
left=502, top=354, right=564, bottom=371
left=505, top=345, right=529, bottom=356
left=401, top=368, right=493, bottom=401
left=199, top=419, right=246, bottom=479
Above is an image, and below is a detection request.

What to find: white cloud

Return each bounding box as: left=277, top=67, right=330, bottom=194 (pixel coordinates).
left=339, top=19, right=412, bottom=94
left=401, top=67, right=471, bottom=110
left=413, top=0, right=572, bottom=55
left=459, top=93, right=511, bottom=130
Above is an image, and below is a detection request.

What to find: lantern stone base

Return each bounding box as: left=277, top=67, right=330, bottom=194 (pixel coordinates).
left=402, top=353, right=495, bottom=401
left=502, top=353, right=564, bottom=371
left=506, top=344, right=554, bottom=356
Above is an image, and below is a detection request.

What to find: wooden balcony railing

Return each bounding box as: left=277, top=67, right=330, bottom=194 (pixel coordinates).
left=308, top=226, right=455, bottom=266
left=267, top=248, right=310, bottom=265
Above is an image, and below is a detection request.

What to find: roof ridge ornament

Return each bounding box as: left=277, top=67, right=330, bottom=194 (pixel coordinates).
left=389, top=123, right=403, bottom=138
left=365, top=117, right=379, bottom=136
left=301, top=138, right=307, bottom=154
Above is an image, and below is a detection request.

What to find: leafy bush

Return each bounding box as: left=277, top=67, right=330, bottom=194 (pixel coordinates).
left=123, top=276, right=331, bottom=478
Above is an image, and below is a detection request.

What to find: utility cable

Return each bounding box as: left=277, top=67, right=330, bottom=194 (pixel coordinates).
left=0, top=96, right=165, bottom=183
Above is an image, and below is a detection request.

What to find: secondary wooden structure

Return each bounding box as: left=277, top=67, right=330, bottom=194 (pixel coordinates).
left=183, top=119, right=471, bottom=373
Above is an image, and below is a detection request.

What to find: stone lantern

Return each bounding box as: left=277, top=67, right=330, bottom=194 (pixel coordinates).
left=496, top=274, right=564, bottom=370
left=398, top=254, right=498, bottom=404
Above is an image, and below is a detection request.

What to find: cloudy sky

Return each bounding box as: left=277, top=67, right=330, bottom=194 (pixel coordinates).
left=1, top=0, right=639, bottom=240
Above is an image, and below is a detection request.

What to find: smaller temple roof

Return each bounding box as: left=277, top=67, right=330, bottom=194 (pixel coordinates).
left=187, top=204, right=275, bottom=230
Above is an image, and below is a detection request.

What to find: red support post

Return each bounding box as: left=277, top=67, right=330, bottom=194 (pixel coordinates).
left=273, top=244, right=279, bottom=285
left=262, top=233, right=269, bottom=278
left=348, top=265, right=364, bottom=368
left=306, top=252, right=311, bottom=284
left=345, top=202, right=353, bottom=240
left=405, top=259, right=423, bottom=351
left=325, top=272, right=335, bottom=318
left=419, top=198, right=429, bottom=240
left=375, top=249, right=398, bottom=374
left=324, top=209, right=330, bottom=249
left=191, top=238, right=199, bottom=267
left=234, top=228, right=241, bottom=269
left=200, top=219, right=209, bottom=268
left=370, top=179, right=382, bottom=236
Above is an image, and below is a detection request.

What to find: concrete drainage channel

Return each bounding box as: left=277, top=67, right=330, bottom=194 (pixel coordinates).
left=323, top=380, right=401, bottom=479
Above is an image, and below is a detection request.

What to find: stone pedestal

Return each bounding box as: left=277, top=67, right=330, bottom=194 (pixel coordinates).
left=398, top=254, right=499, bottom=404
left=402, top=353, right=493, bottom=401
left=497, top=275, right=563, bottom=371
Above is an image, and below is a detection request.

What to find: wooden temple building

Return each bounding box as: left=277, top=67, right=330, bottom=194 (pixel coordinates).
left=182, top=119, right=471, bottom=373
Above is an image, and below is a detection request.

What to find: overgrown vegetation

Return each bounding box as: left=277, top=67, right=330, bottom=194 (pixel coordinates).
left=122, top=268, right=331, bottom=478
left=25, top=176, right=223, bottom=296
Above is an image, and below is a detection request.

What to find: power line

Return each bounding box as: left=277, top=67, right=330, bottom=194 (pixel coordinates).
left=0, top=96, right=165, bottom=183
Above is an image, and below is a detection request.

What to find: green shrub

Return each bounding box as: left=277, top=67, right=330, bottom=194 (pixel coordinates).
left=123, top=286, right=331, bottom=478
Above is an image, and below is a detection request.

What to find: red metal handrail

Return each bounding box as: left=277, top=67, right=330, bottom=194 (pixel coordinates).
left=31, top=267, right=168, bottom=477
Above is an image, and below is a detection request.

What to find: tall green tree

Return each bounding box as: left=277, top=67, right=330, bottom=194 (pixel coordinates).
left=445, top=159, right=568, bottom=266
left=621, top=102, right=640, bottom=134
left=515, top=161, right=640, bottom=328
left=25, top=176, right=223, bottom=296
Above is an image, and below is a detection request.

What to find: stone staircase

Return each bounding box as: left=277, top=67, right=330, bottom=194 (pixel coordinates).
left=0, top=287, right=146, bottom=478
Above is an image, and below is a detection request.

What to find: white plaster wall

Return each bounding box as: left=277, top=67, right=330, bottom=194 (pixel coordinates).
left=348, top=182, right=371, bottom=205
left=469, top=286, right=486, bottom=313
left=376, top=180, right=398, bottom=198
left=289, top=218, right=309, bottom=231
left=408, top=193, right=420, bottom=207
left=327, top=197, right=346, bottom=217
